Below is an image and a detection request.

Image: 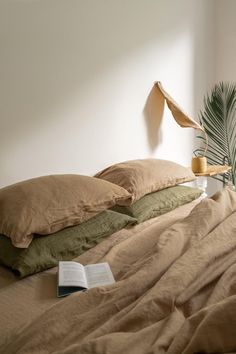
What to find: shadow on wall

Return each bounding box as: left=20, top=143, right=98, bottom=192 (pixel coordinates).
left=143, top=85, right=164, bottom=151
left=193, top=0, right=215, bottom=117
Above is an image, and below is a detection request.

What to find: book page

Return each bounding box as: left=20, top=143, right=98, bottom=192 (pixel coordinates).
left=85, top=262, right=115, bottom=289
left=58, top=261, right=88, bottom=288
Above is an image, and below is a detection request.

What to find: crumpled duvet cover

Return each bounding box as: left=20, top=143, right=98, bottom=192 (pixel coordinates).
left=2, top=188, right=236, bottom=354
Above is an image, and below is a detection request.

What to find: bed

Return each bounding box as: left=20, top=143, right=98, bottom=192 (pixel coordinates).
left=0, top=159, right=235, bottom=354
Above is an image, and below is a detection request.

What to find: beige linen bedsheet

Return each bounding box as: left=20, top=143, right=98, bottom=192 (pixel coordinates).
left=2, top=188, right=236, bottom=354
left=0, top=200, right=199, bottom=349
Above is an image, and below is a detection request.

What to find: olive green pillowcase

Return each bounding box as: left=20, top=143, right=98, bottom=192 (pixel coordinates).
left=0, top=210, right=136, bottom=278
left=112, top=185, right=202, bottom=224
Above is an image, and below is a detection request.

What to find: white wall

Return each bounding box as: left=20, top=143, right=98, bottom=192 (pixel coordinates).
left=0, top=0, right=215, bottom=187
left=215, top=0, right=236, bottom=81
left=204, top=0, right=236, bottom=196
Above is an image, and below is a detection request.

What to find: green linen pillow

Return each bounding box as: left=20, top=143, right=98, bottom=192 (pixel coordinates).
left=112, top=185, right=202, bottom=224
left=0, top=210, right=136, bottom=278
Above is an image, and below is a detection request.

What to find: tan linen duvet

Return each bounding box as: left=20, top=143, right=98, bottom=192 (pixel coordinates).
left=1, top=189, right=236, bottom=354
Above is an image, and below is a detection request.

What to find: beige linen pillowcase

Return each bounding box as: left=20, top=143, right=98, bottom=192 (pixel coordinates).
left=95, top=158, right=196, bottom=204
left=0, top=174, right=131, bottom=248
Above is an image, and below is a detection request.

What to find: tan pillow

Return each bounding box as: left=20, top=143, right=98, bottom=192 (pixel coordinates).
left=95, top=159, right=196, bottom=204
left=0, top=174, right=131, bottom=248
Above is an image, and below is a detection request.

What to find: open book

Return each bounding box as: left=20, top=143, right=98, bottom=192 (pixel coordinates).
left=57, top=261, right=115, bottom=297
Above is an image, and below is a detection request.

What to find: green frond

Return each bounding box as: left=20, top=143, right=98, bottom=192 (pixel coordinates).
left=196, top=82, right=236, bottom=186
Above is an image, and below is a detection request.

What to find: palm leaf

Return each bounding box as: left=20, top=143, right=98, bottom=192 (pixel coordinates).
left=195, top=82, right=236, bottom=186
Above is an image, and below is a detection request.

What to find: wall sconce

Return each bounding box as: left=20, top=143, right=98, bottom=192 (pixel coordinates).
left=154, top=81, right=208, bottom=173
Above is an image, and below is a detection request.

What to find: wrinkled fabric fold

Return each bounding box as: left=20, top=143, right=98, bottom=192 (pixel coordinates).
left=154, top=81, right=204, bottom=131
left=1, top=189, right=236, bottom=354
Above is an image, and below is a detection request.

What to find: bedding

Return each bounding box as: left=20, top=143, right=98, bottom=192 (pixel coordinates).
left=0, top=210, right=136, bottom=278
left=0, top=200, right=199, bottom=349
left=0, top=174, right=131, bottom=248
left=112, top=185, right=202, bottom=223
left=1, top=189, right=236, bottom=353
left=95, top=158, right=195, bottom=203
